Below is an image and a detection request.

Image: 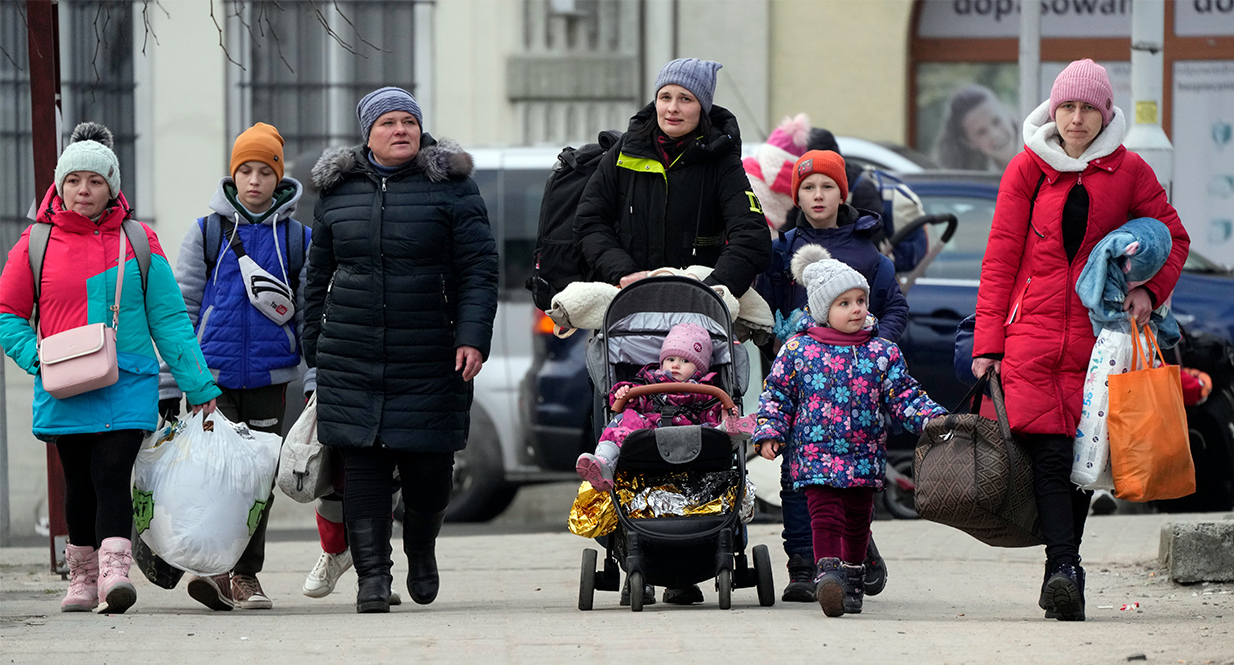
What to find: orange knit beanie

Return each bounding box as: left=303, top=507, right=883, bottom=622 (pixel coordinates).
left=230, top=122, right=285, bottom=181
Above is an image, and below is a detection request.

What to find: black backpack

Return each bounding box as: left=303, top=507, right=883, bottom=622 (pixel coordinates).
left=526, top=129, right=622, bottom=311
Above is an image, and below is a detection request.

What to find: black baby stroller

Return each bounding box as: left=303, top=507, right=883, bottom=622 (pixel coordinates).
left=577, top=275, right=776, bottom=611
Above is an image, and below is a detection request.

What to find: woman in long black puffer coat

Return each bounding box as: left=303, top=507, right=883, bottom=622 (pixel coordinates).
left=305, top=86, right=498, bottom=614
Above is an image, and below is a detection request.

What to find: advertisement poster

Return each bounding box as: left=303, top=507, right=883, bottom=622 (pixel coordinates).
left=915, top=61, right=1130, bottom=174
left=1172, top=61, right=1234, bottom=268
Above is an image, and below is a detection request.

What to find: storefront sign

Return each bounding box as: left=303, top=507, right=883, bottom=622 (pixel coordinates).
left=1176, top=1, right=1234, bottom=36
left=918, top=0, right=1132, bottom=38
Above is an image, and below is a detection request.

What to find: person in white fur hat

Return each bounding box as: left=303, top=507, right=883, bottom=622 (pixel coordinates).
left=753, top=245, right=945, bottom=618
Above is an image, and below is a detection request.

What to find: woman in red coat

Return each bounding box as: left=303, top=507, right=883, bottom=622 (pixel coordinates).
left=972, top=59, right=1189, bottom=622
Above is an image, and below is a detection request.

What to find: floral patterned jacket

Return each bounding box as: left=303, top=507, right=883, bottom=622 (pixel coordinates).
left=599, top=364, right=724, bottom=449
left=754, top=313, right=945, bottom=491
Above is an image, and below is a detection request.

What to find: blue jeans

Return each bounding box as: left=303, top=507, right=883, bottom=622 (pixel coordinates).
left=780, top=456, right=814, bottom=560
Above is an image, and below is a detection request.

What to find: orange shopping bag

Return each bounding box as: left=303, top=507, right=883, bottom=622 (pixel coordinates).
left=1107, top=319, right=1195, bottom=502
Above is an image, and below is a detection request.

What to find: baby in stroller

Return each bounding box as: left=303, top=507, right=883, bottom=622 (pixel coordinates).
left=576, top=323, right=738, bottom=492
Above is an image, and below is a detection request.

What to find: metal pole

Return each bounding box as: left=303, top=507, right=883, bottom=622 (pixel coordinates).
left=26, top=0, right=68, bottom=574
left=1019, top=0, right=1042, bottom=120
left=0, top=354, right=8, bottom=547
left=1125, top=0, right=1173, bottom=198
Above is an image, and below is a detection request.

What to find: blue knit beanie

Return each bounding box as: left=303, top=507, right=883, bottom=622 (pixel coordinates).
left=356, top=86, right=423, bottom=142
left=653, top=58, right=723, bottom=113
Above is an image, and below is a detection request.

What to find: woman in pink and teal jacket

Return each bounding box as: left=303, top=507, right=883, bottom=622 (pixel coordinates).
left=0, top=123, right=220, bottom=616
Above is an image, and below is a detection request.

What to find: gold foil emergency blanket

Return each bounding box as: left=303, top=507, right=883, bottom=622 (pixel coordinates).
left=568, top=471, right=757, bottom=538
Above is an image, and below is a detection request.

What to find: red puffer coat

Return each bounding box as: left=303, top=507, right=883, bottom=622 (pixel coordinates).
left=974, top=106, right=1190, bottom=436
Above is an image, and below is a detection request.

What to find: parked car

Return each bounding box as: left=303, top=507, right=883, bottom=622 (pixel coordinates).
left=891, top=171, right=1234, bottom=511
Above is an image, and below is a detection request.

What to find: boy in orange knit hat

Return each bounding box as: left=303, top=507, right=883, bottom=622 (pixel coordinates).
left=158, top=122, right=312, bottom=611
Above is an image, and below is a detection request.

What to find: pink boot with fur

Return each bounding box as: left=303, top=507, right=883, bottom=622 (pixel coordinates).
left=96, top=537, right=137, bottom=614
left=60, top=544, right=99, bottom=612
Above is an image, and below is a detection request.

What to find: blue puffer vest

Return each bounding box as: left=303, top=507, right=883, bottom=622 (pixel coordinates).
left=196, top=181, right=308, bottom=389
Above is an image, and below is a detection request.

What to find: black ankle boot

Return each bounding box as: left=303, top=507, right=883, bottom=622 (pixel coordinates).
left=782, top=553, right=816, bottom=603
left=863, top=537, right=888, bottom=596
left=813, top=557, right=846, bottom=617
left=842, top=563, right=865, bottom=614
left=1043, top=560, right=1086, bottom=622
left=347, top=518, right=393, bottom=614
left=402, top=509, right=446, bottom=605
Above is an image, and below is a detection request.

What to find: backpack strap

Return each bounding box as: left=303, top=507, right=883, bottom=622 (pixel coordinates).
left=201, top=213, right=226, bottom=278
left=122, top=219, right=150, bottom=294
left=28, top=222, right=51, bottom=304
left=284, top=219, right=306, bottom=296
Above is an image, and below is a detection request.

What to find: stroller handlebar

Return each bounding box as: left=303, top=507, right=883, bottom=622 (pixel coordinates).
left=611, top=382, right=737, bottom=413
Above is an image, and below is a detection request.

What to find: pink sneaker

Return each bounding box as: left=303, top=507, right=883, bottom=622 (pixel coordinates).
left=576, top=453, right=614, bottom=492
left=96, top=537, right=136, bottom=614
left=60, top=544, right=98, bottom=612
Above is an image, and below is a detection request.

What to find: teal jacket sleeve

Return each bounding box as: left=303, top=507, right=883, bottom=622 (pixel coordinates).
left=0, top=231, right=40, bottom=375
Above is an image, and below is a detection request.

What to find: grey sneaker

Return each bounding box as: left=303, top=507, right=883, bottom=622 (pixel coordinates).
left=231, top=574, right=273, bottom=610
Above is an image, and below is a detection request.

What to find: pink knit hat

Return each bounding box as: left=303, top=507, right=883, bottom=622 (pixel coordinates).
left=765, top=113, right=810, bottom=158
left=1050, top=59, right=1114, bottom=128
left=660, top=323, right=712, bottom=374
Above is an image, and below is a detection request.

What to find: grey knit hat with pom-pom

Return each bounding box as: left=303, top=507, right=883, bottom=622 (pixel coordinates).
left=55, top=122, right=121, bottom=199
left=791, top=245, right=869, bottom=325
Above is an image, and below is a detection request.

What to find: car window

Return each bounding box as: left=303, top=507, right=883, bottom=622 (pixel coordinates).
left=474, top=167, right=551, bottom=299
left=918, top=194, right=998, bottom=280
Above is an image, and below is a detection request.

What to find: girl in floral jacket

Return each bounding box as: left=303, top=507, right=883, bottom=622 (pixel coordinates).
left=754, top=246, right=945, bottom=617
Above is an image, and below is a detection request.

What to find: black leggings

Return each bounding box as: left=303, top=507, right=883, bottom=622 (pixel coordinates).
left=1025, top=433, right=1093, bottom=566
left=340, top=446, right=454, bottom=522
left=54, top=429, right=144, bottom=548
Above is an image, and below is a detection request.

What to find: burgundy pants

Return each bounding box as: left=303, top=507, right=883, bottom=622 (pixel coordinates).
left=804, top=485, right=876, bottom=564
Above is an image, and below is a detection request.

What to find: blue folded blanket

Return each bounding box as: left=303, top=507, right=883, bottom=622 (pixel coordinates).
left=1075, top=217, right=1179, bottom=348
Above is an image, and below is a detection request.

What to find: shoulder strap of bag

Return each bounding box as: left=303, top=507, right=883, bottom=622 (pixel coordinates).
left=111, top=225, right=127, bottom=330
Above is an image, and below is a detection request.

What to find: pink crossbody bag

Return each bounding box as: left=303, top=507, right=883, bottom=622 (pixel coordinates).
left=36, top=228, right=128, bottom=399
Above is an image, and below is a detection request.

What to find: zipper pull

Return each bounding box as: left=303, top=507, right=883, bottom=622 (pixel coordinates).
left=382, top=178, right=388, bottom=192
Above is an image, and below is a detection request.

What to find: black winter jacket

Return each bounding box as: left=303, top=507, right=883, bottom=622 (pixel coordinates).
left=573, top=103, right=771, bottom=296
left=305, top=135, right=498, bottom=452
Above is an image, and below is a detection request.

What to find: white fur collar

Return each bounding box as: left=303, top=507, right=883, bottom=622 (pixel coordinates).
left=1023, top=100, right=1126, bottom=172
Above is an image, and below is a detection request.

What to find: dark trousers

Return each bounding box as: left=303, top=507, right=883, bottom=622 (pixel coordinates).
left=1024, top=433, right=1093, bottom=566
left=779, top=459, right=815, bottom=559
left=804, top=485, right=876, bottom=564
left=216, top=383, right=287, bottom=576
left=54, top=429, right=144, bottom=548
left=340, top=446, right=454, bottom=522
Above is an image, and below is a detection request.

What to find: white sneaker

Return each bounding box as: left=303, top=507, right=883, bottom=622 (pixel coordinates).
left=303, top=550, right=353, bottom=598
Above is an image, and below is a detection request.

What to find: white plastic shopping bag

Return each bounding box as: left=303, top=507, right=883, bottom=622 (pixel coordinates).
left=1072, top=324, right=1148, bottom=489
left=133, top=411, right=282, bottom=576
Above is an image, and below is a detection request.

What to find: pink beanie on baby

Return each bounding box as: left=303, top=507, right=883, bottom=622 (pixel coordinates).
left=1049, top=59, right=1114, bottom=128
left=661, top=323, right=713, bottom=374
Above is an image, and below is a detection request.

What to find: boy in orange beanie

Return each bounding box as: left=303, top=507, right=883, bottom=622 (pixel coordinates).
left=158, top=122, right=312, bottom=611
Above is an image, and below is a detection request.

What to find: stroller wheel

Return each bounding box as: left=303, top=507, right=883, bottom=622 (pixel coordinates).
left=752, top=545, right=776, bottom=607
left=578, top=549, right=597, bottom=611
left=716, top=568, right=732, bottom=610
left=628, top=571, right=645, bottom=612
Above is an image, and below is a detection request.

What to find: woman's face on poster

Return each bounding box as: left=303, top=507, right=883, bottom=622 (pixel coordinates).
left=961, top=98, right=1015, bottom=157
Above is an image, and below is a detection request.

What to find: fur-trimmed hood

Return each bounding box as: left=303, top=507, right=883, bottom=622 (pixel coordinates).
left=311, top=133, right=475, bottom=192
